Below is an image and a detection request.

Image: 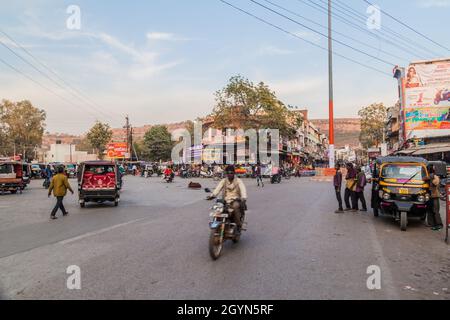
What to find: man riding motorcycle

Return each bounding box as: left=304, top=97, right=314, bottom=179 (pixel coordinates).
left=164, top=166, right=174, bottom=181
left=207, top=165, right=247, bottom=232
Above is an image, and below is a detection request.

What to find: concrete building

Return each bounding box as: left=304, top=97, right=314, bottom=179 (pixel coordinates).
left=44, top=144, right=97, bottom=163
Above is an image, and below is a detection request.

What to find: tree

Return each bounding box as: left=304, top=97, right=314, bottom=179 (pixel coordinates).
left=86, top=121, right=113, bottom=159
left=211, top=76, right=302, bottom=163
left=143, top=125, right=173, bottom=162
left=358, top=103, right=387, bottom=148
left=0, top=99, right=46, bottom=160
left=75, top=137, right=94, bottom=153
left=212, top=75, right=301, bottom=138
left=132, top=140, right=145, bottom=160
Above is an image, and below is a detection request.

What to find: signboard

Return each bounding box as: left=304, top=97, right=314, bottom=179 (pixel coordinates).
left=404, top=59, right=450, bottom=139
left=106, top=143, right=128, bottom=159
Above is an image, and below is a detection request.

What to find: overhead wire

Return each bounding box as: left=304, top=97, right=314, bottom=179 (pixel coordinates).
left=218, top=0, right=392, bottom=77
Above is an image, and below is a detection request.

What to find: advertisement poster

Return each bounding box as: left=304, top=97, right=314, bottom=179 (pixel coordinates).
left=404, top=59, right=450, bottom=139
left=106, top=142, right=128, bottom=159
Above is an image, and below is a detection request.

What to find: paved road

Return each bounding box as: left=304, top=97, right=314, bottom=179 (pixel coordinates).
left=0, top=176, right=448, bottom=300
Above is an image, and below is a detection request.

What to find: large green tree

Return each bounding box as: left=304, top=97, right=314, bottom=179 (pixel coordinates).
left=358, top=103, right=387, bottom=148
left=86, top=121, right=113, bottom=160
left=143, top=125, right=173, bottom=162
left=0, top=99, right=46, bottom=160
left=212, top=75, right=301, bottom=138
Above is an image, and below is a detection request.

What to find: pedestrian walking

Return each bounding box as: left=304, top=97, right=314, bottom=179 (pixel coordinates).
left=48, top=166, right=74, bottom=220
left=355, top=166, right=367, bottom=212
left=333, top=164, right=344, bottom=213
left=426, top=165, right=444, bottom=230
left=344, top=163, right=357, bottom=212
left=255, top=162, right=264, bottom=187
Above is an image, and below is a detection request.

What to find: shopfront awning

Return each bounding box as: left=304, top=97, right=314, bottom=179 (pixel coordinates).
left=412, top=144, right=450, bottom=155
left=395, top=149, right=416, bottom=155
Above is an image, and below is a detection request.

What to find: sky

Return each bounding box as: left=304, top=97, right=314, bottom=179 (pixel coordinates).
left=0, top=0, right=449, bottom=134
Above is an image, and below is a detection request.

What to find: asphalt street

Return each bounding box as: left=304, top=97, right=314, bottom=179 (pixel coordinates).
left=0, top=176, right=448, bottom=300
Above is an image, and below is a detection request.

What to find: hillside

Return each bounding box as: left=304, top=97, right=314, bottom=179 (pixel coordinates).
left=41, top=118, right=361, bottom=149
left=310, top=118, right=361, bottom=148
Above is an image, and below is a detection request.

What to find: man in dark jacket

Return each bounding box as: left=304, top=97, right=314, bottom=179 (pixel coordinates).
left=255, top=163, right=264, bottom=187
left=334, top=164, right=344, bottom=213
left=355, top=166, right=367, bottom=212
left=344, top=163, right=357, bottom=212
left=427, top=165, right=444, bottom=230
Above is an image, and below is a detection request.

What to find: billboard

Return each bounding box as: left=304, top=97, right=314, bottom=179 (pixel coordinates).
left=404, top=59, right=450, bottom=139
left=106, top=142, right=128, bottom=159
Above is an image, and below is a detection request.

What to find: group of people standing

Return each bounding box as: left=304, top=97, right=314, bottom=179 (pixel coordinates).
left=333, top=162, right=367, bottom=213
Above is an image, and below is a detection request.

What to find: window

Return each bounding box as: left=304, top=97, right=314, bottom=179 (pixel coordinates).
left=0, top=164, right=14, bottom=174
left=381, top=164, right=426, bottom=181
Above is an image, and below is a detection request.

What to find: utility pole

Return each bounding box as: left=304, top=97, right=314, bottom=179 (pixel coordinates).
left=130, top=126, right=134, bottom=160
left=328, top=0, right=335, bottom=168
left=125, top=115, right=130, bottom=159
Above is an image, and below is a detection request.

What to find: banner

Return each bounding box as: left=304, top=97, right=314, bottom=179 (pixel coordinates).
left=404, top=59, right=450, bottom=139
left=106, top=142, right=128, bottom=159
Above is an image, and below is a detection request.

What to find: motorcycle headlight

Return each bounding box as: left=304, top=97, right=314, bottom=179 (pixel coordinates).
left=382, top=192, right=391, bottom=200
left=425, top=194, right=430, bottom=202
left=212, top=203, right=224, bottom=212
left=417, top=195, right=425, bottom=203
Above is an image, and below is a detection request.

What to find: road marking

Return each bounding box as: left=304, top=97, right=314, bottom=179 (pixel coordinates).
left=60, top=218, right=146, bottom=245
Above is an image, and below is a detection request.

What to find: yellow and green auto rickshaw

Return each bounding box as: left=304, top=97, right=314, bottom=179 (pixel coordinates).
left=371, top=156, right=430, bottom=231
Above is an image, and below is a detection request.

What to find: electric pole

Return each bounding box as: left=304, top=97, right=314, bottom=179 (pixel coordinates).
left=125, top=115, right=130, bottom=159
left=328, top=0, right=335, bottom=168
left=130, top=126, right=134, bottom=161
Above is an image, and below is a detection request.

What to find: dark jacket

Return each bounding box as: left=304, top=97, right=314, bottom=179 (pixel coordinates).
left=355, top=172, right=367, bottom=193
left=334, top=171, right=342, bottom=190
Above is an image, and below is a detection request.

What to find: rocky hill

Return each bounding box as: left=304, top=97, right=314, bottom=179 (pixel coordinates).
left=310, top=118, right=361, bottom=148
left=42, top=118, right=361, bottom=149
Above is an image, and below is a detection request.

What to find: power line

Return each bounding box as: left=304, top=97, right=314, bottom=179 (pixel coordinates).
left=0, top=40, right=110, bottom=121
left=218, top=0, right=391, bottom=76
left=249, top=0, right=395, bottom=66
left=296, top=0, right=429, bottom=60
left=261, top=0, right=407, bottom=63
left=362, top=0, right=450, bottom=53
left=318, top=0, right=443, bottom=57
left=0, top=55, right=99, bottom=120
left=0, top=29, right=123, bottom=122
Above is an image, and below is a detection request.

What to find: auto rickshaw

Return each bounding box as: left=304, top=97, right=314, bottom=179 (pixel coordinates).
left=0, top=161, right=25, bottom=194
left=371, top=156, right=430, bottom=231
left=78, top=161, right=121, bottom=208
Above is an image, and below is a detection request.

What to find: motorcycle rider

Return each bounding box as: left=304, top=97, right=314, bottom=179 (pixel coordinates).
left=44, top=164, right=53, bottom=188
left=164, top=166, right=174, bottom=181
left=207, top=165, right=248, bottom=232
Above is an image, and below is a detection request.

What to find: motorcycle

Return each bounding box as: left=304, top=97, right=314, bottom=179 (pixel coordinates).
left=164, top=173, right=174, bottom=183
left=43, top=178, right=50, bottom=189
left=180, top=169, right=191, bottom=179
left=200, top=170, right=214, bottom=178
left=205, top=188, right=246, bottom=260
left=144, top=168, right=154, bottom=178
left=271, top=174, right=281, bottom=184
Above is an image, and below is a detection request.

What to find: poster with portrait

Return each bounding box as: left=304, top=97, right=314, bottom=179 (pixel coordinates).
left=404, top=59, right=450, bottom=139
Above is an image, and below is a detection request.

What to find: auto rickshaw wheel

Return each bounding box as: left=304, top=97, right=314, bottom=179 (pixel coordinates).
left=10, top=190, right=17, bottom=194
left=80, top=202, right=85, bottom=208
left=400, top=212, right=407, bottom=231
left=114, top=199, right=119, bottom=207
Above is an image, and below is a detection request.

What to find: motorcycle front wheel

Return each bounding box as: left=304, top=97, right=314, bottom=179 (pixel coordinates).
left=209, top=230, right=223, bottom=260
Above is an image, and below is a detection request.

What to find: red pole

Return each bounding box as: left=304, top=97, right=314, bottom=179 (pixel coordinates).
left=328, top=0, right=335, bottom=168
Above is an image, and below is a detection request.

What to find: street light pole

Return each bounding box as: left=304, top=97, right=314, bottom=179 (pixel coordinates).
left=328, top=0, right=335, bottom=168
